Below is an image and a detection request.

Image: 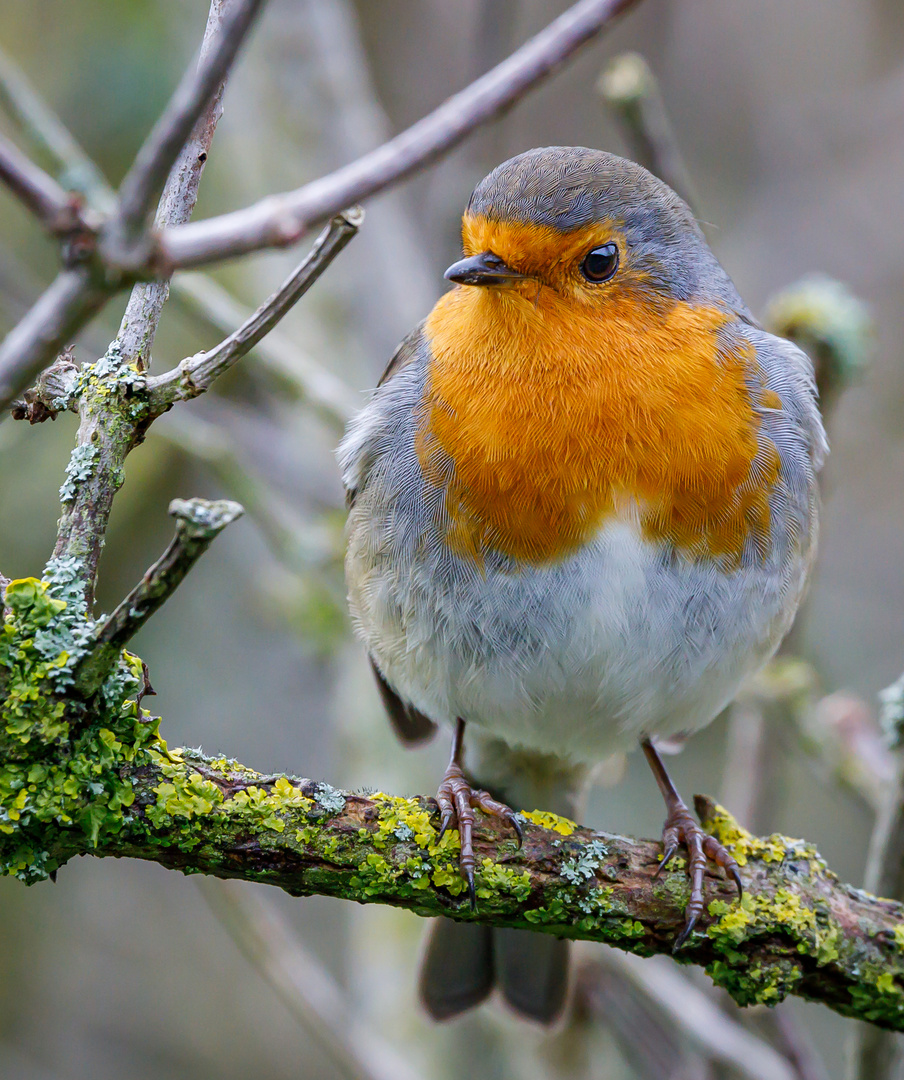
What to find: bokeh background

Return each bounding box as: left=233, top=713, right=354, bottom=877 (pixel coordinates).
left=0, top=0, right=901, bottom=1077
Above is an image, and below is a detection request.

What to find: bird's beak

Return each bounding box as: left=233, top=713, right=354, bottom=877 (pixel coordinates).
left=444, top=250, right=526, bottom=287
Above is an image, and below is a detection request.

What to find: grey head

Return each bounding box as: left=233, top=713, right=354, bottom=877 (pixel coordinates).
left=464, top=146, right=751, bottom=317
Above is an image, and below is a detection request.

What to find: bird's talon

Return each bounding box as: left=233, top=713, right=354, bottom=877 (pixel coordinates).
left=509, top=813, right=524, bottom=848
left=673, top=912, right=697, bottom=951
left=466, top=868, right=477, bottom=910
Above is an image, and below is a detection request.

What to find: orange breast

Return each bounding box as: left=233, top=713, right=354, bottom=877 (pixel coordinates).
left=418, top=282, right=779, bottom=565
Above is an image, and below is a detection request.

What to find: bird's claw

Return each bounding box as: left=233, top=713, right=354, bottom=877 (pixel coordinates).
left=434, top=762, right=520, bottom=911
left=655, top=799, right=742, bottom=951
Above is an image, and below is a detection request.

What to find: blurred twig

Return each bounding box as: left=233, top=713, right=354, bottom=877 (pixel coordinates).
left=0, top=131, right=80, bottom=230
left=0, top=46, right=115, bottom=211
left=579, top=950, right=798, bottom=1080
left=846, top=672, right=904, bottom=1080
left=597, top=52, right=697, bottom=208
left=170, top=273, right=356, bottom=432
left=199, top=880, right=422, bottom=1080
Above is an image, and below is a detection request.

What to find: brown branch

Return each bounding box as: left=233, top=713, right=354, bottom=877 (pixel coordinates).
left=25, top=739, right=904, bottom=1035
left=146, top=209, right=362, bottom=416
left=109, top=0, right=265, bottom=256
left=158, top=0, right=642, bottom=268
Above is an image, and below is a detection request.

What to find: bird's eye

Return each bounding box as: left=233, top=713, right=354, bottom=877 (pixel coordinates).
left=581, top=242, right=619, bottom=283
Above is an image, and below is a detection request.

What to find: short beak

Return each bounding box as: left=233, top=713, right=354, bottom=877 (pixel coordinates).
left=444, top=250, right=525, bottom=287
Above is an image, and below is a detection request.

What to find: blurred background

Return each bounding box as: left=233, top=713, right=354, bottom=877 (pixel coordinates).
left=0, top=0, right=900, bottom=1077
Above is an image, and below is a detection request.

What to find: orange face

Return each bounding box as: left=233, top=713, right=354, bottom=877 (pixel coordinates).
left=417, top=214, right=780, bottom=565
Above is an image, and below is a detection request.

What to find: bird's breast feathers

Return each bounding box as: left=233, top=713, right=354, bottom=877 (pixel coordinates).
left=418, top=282, right=781, bottom=566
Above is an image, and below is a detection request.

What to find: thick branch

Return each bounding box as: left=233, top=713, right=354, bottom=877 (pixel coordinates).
left=146, top=208, right=361, bottom=415
left=20, top=743, right=902, bottom=1033
left=159, top=0, right=641, bottom=268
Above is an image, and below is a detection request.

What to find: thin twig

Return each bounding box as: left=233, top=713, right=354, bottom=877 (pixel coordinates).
left=0, top=268, right=107, bottom=411
left=169, top=273, right=356, bottom=431
left=73, top=498, right=243, bottom=695
left=0, top=131, right=73, bottom=227
left=199, top=880, right=423, bottom=1080
left=116, top=0, right=259, bottom=371
left=159, top=0, right=641, bottom=268
left=110, top=0, right=265, bottom=254
left=146, top=209, right=362, bottom=415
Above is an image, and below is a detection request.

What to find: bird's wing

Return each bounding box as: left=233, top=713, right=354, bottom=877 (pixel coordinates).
left=369, top=656, right=437, bottom=745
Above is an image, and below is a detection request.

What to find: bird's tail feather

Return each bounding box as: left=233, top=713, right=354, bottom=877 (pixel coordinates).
left=419, top=736, right=588, bottom=1024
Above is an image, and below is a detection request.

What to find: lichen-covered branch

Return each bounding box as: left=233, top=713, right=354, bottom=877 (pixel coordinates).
left=0, top=575, right=902, bottom=1034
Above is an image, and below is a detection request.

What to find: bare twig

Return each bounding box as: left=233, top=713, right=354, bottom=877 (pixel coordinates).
left=73, top=498, right=243, bottom=696
left=580, top=951, right=797, bottom=1080
left=159, top=0, right=641, bottom=268
left=147, top=209, right=362, bottom=414
left=0, top=0, right=640, bottom=412
left=0, top=132, right=74, bottom=228
left=597, top=52, right=697, bottom=208
left=110, top=0, right=264, bottom=255
left=170, top=273, right=356, bottom=431
left=116, top=0, right=262, bottom=371
left=200, top=880, right=423, bottom=1080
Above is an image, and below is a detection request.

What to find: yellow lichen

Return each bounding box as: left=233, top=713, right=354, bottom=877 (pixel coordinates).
left=520, top=809, right=577, bottom=836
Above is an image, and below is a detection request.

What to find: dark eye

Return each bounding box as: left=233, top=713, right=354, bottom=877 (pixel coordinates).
left=581, top=242, right=619, bottom=283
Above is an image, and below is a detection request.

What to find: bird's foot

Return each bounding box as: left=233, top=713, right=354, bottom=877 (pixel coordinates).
left=655, top=796, right=742, bottom=950
left=435, top=761, right=523, bottom=910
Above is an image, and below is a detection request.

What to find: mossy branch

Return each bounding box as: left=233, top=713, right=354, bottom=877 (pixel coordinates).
left=1, top=579, right=903, bottom=1035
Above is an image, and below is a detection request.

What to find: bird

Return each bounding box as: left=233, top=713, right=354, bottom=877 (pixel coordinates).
left=339, top=146, right=826, bottom=1023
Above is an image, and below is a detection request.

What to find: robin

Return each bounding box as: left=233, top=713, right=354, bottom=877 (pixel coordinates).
left=339, top=147, right=826, bottom=1022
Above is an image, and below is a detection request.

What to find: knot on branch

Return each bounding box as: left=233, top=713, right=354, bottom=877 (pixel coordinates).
left=10, top=346, right=79, bottom=423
